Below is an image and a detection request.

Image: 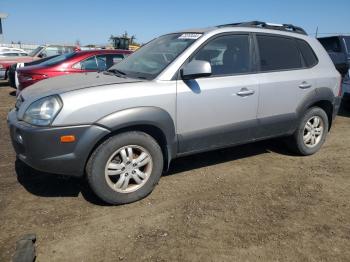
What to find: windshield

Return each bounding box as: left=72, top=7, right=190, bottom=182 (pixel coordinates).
left=29, top=46, right=44, bottom=57
left=109, top=33, right=202, bottom=79
left=40, top=52, right=77, bottom=66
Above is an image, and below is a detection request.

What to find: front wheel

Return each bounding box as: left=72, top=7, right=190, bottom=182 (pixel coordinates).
left=86, top=131, right=163, bottom=205
left=287, top=107, right=329, bottom=156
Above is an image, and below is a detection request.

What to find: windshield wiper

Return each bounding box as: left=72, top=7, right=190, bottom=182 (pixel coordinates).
left=104, top=69, right=127, bottom=78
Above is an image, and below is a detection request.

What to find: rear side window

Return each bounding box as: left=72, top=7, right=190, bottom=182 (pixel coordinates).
left=318, top=37, right=342, bottom=53
left=257, top=35, right=302, bottom=72
left=79, top=56, right=98, bottom=70
left=296, top=39, right=318, bottom=67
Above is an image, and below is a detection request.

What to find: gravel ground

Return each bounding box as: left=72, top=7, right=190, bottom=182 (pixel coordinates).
left=1, top=81, right=350, bottom=261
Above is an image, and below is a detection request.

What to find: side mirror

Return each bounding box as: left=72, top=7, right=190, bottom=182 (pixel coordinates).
left=181, top=60, right=211, bottom=80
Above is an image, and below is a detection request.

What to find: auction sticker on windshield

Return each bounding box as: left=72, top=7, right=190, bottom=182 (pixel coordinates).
left=178, top=33, right=202, bottom=39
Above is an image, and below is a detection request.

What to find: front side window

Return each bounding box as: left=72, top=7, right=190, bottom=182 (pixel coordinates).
left=111, top=54, right=125, bottom=64
left=96, top=55, right=108, bottom=71
left=98, top=54, right=125, bottom=69
left=191, top=34, right=251, bottom=76
left=257, top=35, right=302, bottom=72
left=109, top=33, right=201, bottom=79
left=79, top=56, right=98, bottom=70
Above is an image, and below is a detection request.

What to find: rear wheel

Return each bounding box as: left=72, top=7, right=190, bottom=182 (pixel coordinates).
left=86, top=131, right=163, bottom=205
left=287, top=107, right=329, bottom=155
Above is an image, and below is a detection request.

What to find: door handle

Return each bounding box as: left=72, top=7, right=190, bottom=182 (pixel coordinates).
left=299, top=82, right=312, bottom=89
left=236, top=88, right=255, bottom=97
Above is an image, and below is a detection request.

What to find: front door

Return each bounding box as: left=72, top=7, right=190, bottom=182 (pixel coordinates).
left=176, top=33, right=259, bottom=154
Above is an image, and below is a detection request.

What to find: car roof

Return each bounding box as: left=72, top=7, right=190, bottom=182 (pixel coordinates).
left=175, top=21, right=309, bottom=39
left=74, top=49, right=132, bottom=55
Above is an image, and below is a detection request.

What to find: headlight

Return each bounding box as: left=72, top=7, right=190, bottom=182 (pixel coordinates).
left=23, top=95, right=62, bottom=126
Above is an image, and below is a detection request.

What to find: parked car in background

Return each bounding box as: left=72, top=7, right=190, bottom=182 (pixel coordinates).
left=0, top=44, right=77, bottom=80
left=17, top=49, right=131, bottom=91
left=8, top=21, right=341, bottom=205
left=0, top=47, right=27, bottom=54
left=0, top=51, right=28, bottom=58
left=8, top=55, right=61, bottom=88
left=318, top=35, right=350, bottom=102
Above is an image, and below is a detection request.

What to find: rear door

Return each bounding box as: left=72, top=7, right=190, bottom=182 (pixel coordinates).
left=255, top=34, right=319, bottom=138
left=176, top=33, right=260, bottom=154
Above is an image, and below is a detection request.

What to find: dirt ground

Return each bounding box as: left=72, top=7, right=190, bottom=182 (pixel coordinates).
left=1, top=80, right=350, bottom=262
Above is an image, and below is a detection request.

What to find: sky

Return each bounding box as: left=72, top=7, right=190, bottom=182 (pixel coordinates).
left=0, top=0, right=349, bottom=45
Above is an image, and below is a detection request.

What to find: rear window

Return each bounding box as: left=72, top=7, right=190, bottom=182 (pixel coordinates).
left=318, top=37, right=342, bottom=53
left=40, top=52, right=76, bottom=66
left=296, top=39, right=318, bottom=67
left=257, top=35, right=302, bottom=72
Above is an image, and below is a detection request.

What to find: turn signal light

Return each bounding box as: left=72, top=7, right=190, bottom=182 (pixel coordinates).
left=338, top=79, right=343, bottom=97
left=60, top=135, right=76, bottom=143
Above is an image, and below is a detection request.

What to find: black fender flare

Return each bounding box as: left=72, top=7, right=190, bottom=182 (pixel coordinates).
left=96, top=106, right=177, bottom=167
left=296, top=87, right=337, bottom=127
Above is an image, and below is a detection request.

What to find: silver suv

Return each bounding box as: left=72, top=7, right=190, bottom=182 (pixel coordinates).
left=8, top=22, right=342, bottom=204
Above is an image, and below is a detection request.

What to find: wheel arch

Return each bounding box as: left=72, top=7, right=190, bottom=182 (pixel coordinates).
left=296, top=87, right=336, bottom=130
left=86, top=107, right=177, bottom=172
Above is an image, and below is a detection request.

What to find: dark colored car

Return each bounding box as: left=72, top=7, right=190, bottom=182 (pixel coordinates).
left=17, top=49, right=132, bottom=91
left=318, top=36, right=350, bottom=102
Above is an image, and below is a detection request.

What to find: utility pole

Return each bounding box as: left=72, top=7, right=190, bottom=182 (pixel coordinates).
left=0, top=13, right=9, bottom=44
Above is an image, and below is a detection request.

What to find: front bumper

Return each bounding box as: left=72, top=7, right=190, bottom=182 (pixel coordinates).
left=7, top=109, right=110, bottom=177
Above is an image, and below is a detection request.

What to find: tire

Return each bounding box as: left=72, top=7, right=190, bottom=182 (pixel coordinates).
left=86, top=131, right=163, bottom=205
left=287, top=107, right=329, bottom=156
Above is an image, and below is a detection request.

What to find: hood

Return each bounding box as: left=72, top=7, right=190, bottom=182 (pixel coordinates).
left=20, top=71, right=143, bottom=101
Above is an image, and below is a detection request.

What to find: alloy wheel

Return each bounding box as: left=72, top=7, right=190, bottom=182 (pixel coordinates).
left=104, top=145, right=153, bottom=193
left=303, top=116, right=324, bottom=148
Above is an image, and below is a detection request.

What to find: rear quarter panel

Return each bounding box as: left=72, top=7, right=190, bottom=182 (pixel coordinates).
left=311, top=38, right=341, bottom=95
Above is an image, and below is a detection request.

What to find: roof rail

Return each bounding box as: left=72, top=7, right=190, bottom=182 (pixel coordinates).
left=217, top=21, right=307, bottom=35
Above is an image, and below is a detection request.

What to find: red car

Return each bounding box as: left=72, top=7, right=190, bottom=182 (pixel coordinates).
left=0, top=45, right=78, bottom=80
left=17, top=49, right=132, bottom=90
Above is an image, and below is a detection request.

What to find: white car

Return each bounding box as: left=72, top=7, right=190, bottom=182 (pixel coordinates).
left=0, top=47, right=27, bottom=53
left=0, top=51, right=28, bottom=58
